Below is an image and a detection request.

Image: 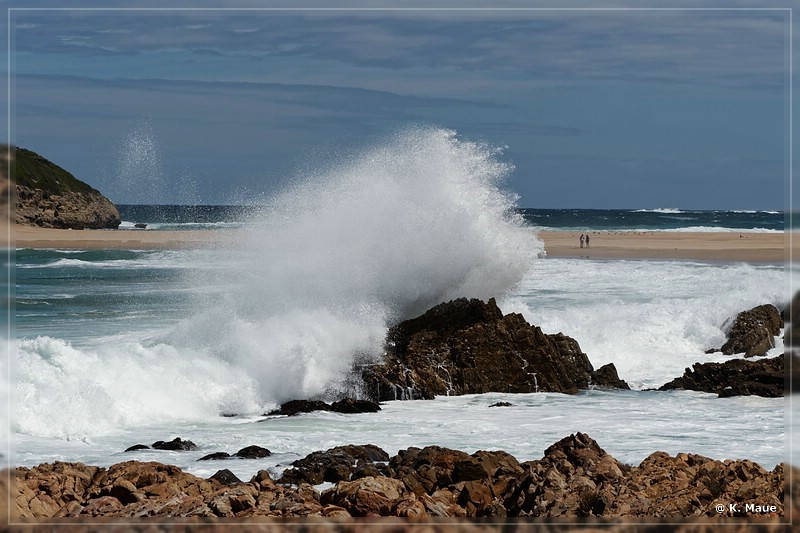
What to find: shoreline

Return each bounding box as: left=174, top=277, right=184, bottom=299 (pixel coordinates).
left=4, top=223, right=791, bottom=261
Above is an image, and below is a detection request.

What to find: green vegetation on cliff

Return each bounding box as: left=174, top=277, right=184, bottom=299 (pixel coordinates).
left=14, top=147, right=101, bottom=196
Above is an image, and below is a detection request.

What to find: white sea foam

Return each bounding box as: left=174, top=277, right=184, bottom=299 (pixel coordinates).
left=501, top=258, right=788, bottom=389
left=632, top=208, right=684, bottom=214
left=12, top=127, right=542, bottom=438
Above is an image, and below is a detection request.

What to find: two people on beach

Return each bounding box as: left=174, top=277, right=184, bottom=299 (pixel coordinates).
left=580, top=234, right=590, bottom=248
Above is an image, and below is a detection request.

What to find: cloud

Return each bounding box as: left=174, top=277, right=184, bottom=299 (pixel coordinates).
left=9, top=9, right=788, bottom=90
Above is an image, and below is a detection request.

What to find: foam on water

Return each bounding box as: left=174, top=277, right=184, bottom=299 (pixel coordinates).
left=501, top=259, right=788, bottom=389
left=12, top=126, right=542, bottom=438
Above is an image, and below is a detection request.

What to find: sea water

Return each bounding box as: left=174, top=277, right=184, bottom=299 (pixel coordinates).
left=5, top=127, right=793, bottom=480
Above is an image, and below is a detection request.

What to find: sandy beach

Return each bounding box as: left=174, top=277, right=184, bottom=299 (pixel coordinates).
left=3, top=223, right=791, bottom=262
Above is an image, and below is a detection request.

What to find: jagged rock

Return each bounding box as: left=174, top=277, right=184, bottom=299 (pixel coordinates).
left=320, top=476, right=406, bottom=516
left=13, top=147, right=121, bottom=229
left=8, top=433, right=790, bottom=519
left=591, top=363, right=630, bottom=390
left=489, top=402, right=512, bottom=407
left=279, top=444, right=390, bottom=486
left=235, top=445, right=271, bottom=459
left=151, top=437, right=197, bottom=451
left=719, top=304, right=783, bottom=357
left=362, top=298, right=613, bottom=401
left=123, top=444, right=149, bottom=452
left=209, top=469, right=242, bottom=486
left=658, top=355, right=784, bottom=397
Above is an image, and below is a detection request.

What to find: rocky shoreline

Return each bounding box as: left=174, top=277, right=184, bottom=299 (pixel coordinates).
left=7, top=432, right=789, bottom=520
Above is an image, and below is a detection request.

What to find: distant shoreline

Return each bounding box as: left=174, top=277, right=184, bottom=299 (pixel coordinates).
left=3, top=223, right=789, bottom=262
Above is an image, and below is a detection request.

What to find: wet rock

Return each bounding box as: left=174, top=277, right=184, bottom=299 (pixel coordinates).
left=658, top=355, right=784, bottom=397
left=279, top=444, right=390, bottom=486
left=123, top=444, right=149, bottom=452
left=266, top=399, right=331, bottom=416
left=209, top=469, right=242, bottom=486
left=198, top=452, right=232, bottom=461
left=362, top=298, right=600, bottom=400
left=590, top=363, right=630, bottom=390
left=330, top=398, right=381, bottom=413
left=235, top=445, right=272, bottom=459
left=151, top=437, right=197, bottom=451
left=719, top=304, right=783, bottom=357
left=489, top=401, right=512, bottom=407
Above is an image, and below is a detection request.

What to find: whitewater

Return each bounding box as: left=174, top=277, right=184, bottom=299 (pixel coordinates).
left=5, top=127, right=793, bottom=480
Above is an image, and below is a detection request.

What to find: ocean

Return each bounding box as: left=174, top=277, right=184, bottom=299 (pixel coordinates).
left=115, top=204, right=787, bottom=234
left=4, top=128, right=794, bottom=484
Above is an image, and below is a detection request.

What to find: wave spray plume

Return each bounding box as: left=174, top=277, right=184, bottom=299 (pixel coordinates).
left=171, top=126, right=543, bottom=405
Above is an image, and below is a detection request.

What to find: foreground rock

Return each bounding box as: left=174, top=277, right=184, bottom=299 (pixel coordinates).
left=658, top=355, right=785, bottom=397
left=11, top=433, right=786, bottom=519
left=362, top=298, right=628, bottom=401
left=13, top=146, right=121, bottom=229
left=716, top=304, right=783, bottom=357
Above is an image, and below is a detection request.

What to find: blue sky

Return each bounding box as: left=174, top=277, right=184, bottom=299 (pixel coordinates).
left=2, top=1, right=796, bottom=209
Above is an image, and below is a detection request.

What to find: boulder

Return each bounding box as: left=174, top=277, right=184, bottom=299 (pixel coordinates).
left=279, top=444, right=390, bottom=486
left=330, top=398, right=381, bottom=413
left=362, top=298, right=612, bottom=400
left=235, top=445, right=272, bottom=459
left=719, top=304, right=783, bottom=357
left=151, top=437, right=197, bottom=451
left=320, top=476, right=406, bottom=516
left=658, top=355, right=785, bottom=397
left=209, top=469, right=243, bottom=486
left=123, top=444, right=149, bottom=452
left=198, top=452, right=231, bottom=461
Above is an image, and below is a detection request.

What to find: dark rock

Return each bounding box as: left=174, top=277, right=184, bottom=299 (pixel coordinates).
left=123, top=444, right=149, bottom=452
left=719, top=304, right=783, bottom=357
left=279, top=444, right=390, bottom=486
left=590, top=363, right=630, bottom=390
left=197, top=452, right=231, bottom=461
left=151, top=437, right=198, bottom=451
left=235, top=445, right=271, bottom=459
left=784, top=292, right=800, bottom=351
left=267, top=400, right=331, bottom=416
left=362, top=298, right=599, bottom=401
left=330, top=398, right=381, bottom=414
left=658, top=355, right=785, bottom=397
left=489, top=402, right=512, bottom=407
left=133, top=223, right=147, bottom=229
left=209, top=469, right=242, bottom=486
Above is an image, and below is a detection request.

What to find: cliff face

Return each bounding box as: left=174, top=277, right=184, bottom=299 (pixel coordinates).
left=9, top=146, right=120, bottom=229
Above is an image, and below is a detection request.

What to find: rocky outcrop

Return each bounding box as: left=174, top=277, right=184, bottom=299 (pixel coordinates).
left=13, top=147, right=121, bottom=229
left=658, top=355, right=785, bottom=397
left=716, top=304, right=783, bottom=357
left=279, top=444, right=391, bottom=486
left=362, top=298, right=626, bottom=401
left=10, top=433, right=787, bottom=519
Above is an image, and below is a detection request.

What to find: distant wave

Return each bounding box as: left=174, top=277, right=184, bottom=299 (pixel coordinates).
left=632, top=208, right=684, bottom=214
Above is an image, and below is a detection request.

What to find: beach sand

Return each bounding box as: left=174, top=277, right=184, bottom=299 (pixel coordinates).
left=3, top=223, right=792, bottom=262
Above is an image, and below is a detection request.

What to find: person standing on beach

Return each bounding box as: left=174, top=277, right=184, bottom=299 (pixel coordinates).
left=579, top=234, right=585, bottom=248
left=585, top=234, right=590, bottom=248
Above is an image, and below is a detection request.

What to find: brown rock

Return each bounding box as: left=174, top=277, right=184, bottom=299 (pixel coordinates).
left=362, top=298, right=601, bottom=400
left=720, top=304, right=783, bottom=357
left=659, top=355, right=785, bottom=397
left=320, top=475, right=406, bottom=517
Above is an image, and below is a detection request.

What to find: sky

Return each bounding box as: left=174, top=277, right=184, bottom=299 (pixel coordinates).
left=1, top=1, right=796, bottom=210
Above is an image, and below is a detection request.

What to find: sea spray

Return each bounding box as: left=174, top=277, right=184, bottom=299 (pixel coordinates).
left=169, top=127, right=542, bottom=404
